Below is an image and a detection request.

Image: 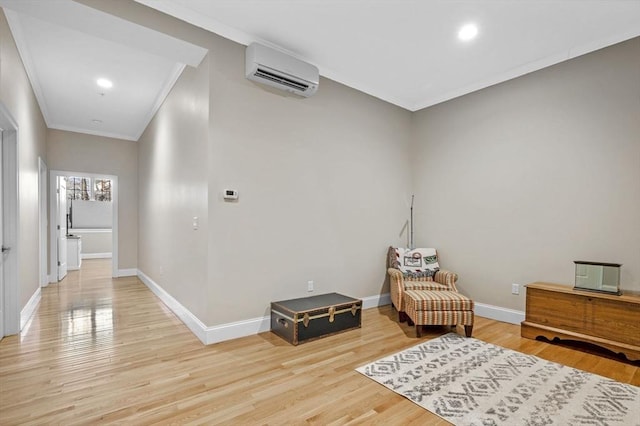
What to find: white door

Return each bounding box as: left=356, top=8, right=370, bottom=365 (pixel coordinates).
left=57, top=176, right=67, bottom=281
left=0, top=130, right=4, bottom=340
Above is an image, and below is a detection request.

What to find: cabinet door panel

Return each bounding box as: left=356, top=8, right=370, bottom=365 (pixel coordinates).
left=591, top=298, right=640, bottom=346
left=526, top=288, right=588, bottom=332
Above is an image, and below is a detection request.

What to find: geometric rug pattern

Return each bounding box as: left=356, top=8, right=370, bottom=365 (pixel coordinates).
left=356, top=333, right=640, bottom=425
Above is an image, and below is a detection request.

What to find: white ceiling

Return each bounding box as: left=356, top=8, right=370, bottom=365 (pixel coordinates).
left=0, top=0, right=207, bottom=141
left=2, top=1, right=640, bottom=140
left=137, top=0, right=640, bottom=111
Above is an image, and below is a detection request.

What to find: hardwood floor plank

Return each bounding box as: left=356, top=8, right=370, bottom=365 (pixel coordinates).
left=1, top=259, right=637, bottom=425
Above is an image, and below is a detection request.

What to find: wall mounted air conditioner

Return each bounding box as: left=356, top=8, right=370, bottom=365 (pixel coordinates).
left=245, top=43, right=319, bottom=97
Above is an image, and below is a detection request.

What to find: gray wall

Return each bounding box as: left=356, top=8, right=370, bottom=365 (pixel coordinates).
left=46, top=129, right=138, bottom=270
left=0, top=9, right=47, bottom=309
left=99, top=0, right=413, bottom=326
left=76, top=0, right=640, bottom=326
left=411, top=37, right=640, bottom=311
left=206, top=41, right=412, bottom=324
left=73, top=230, right=112, bottom=256
left=137, top=57, right=210, bottom=322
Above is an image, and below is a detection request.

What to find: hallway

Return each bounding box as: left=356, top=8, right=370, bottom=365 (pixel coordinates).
left=0, top=259, right=205, bottom=424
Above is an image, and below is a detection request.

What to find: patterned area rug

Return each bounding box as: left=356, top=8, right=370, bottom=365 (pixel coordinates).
left=356, top=333, right=640, bottom=425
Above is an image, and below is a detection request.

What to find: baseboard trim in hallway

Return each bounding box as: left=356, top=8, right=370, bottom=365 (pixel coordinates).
left=20, top=287, right=41, bottom=330
left=117, top=268, right=138, bottom=277
left=137, top=269, right=523, bottom=345
left=136, top=270, right=209, bottom=343
left=136, top=269, right=393, bottom=345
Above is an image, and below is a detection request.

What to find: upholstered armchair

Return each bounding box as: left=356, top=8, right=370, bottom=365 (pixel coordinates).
left=387, top=246, right=473, bottom=337
left=387, top=246, right=457, bottom=320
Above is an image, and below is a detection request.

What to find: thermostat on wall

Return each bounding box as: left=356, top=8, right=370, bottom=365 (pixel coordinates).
left=223, top=189, right=238, bottom=201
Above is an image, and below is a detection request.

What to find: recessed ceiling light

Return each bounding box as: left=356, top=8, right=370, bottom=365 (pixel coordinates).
left=96, top=78, right=113, bottom=89
left=91, top=119, right=103, bottom=124
left=458, top=23, right=479, bottom=41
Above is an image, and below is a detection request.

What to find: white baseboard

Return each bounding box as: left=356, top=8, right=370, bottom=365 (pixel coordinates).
left=82, top=252, right=112, bottom=259
left=204, top=316, right=272, bottom=345
left=201, top=292, right=391, bottom=344
left=118, top=268, right=138, bottom=277
left=362, top=292, right=391, bottom=309
left=137, top=270, right=208, bottom=344
left=474, top=302, right=525, bottom=325
left=136, top=269, right=393, bottom=346
left=21, top=287, right=41, bottom=330
left=136, top=269, right=524, bottom=343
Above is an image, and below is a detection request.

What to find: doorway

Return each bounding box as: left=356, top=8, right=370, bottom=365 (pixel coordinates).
left=0, top=103, right=20, bottom=338
left=49, top=171, right=119, bottom=281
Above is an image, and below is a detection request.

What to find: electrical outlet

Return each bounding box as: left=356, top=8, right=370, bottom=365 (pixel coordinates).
left=511, top=283, right=520, bottom=295
left=307, top=280, right=314, bottom=292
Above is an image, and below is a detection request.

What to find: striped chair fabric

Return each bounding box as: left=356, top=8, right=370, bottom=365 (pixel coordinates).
left=404, top=290, right=474, bottom=312
left=387, top=246, right=474, bottom=338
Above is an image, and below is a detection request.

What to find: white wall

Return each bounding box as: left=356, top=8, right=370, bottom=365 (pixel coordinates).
left=46, top=129, right=137, bottom=269
left=71, top=199, right=112, bottom=229
left=411, top=37, right=640, bottom=311
left=0, top=9, right=47, bottom=310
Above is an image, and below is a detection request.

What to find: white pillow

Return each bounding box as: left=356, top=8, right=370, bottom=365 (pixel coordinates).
left=395, top=247, right=440, bottom=274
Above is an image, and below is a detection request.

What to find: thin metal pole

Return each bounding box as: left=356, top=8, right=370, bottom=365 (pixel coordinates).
left=410, top=194, right=414, bottom=249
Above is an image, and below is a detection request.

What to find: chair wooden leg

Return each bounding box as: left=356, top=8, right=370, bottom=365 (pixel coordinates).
left=464, top=325, right=473, bottom=337
left=398, top=311, right=408, bottom=323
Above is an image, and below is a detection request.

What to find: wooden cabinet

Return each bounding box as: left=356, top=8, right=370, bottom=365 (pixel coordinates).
left=521, top=282, right=640, bottom=361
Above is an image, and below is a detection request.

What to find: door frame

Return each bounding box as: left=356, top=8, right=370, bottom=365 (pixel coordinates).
left=55, top=176, right=68, bottom=281
left=38, top=157, right=48, bottom=286
left=49, top=170, right=119, bottom=280
left=0, top=103, right=20, bottom=335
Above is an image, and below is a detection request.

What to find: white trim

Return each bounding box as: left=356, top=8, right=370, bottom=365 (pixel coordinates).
left=20, top=287, right=41, bottom=330
left=117, top=268, right=137, bottom=277
left=69, top=228, right=112, bottom=233
left=111, top=177, right=118, bottom=279
left=474, top=302, right=525, bottom=325
left=82, top=252, right=112, bottom=259
left=361, top=292, right=391, bottom=309
left=48, top=123, right=137, bottom=142
left=202, top=293, right=390, bottom=344
left=50, top=170, right=119, bottom=282
left=3, top=11, right=52, bottom=127
left=38, top=157, right=48, bottom=287
left=137, top=268, right=393, bottom=345
left=204, top=316, right=272, bottom=345
left=137, top=269, right=208, bottom=344
left=133, top=63, right=186, bottom=141
left=0, top=103, right=20, bottom=336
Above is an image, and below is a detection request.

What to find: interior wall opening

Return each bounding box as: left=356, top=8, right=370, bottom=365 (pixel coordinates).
left=49, top=170, right=118, bottom=281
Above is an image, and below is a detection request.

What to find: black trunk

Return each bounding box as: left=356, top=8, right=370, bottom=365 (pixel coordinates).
left=271, top=293, right=362, bottom=345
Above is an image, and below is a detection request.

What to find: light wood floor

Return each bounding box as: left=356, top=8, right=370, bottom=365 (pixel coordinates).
left=1, top=259, right=638, bottom=425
